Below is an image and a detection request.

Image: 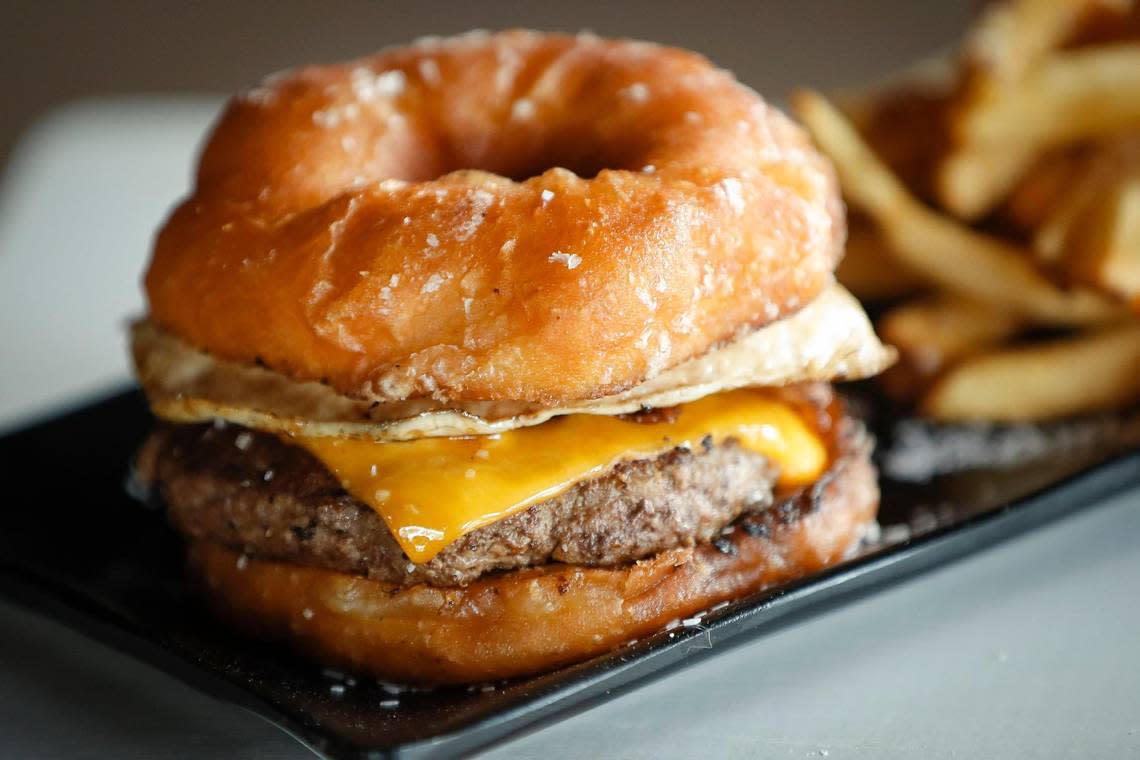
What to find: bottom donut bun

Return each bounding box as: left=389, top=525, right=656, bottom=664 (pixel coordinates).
left=188, top=416, right=877, bottom=685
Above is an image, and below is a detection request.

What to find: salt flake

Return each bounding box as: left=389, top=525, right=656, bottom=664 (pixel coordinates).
left=418, top=58, right=441, bottom=86
left=311, top=109, right=340, bottom=128
left=352, top=67, right=406, bottom=100
left=548, top=251, right=582, bottom=270
left=622, top=82, right=650, bottom=102
left=716, top=177, right=746, bottom=215
left=511, top=98, right=536, bottom=120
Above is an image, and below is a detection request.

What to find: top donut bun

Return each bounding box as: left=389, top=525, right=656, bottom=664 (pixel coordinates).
left=144, top=30, right=845, bottom=405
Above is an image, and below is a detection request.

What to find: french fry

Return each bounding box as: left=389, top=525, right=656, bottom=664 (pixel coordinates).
left=792, top=90, right=1124, bottom=326
left=937, top=143, right=1043, bottom=223
left=1035, top=135, right=1140, bottom=263
left=877, top=295, right=1024, bottom=402
left=959, top=0, right=1125, bottom=84
left=1061, top=174, right=1140, bottom=301
left=1002, top=147, right=1089, bottom=233
left=938, top=0, right=1134, bottom=219
left=807, top=1, right=1140, bottom=424
left=921, top=323, right=1140, bottom=422
left=1034, top=156, right=1115, bottom=263
left=939, top=0, right=1137, bottom=218
left=965, top=47, right=1140, bottom=146
left=835, top=217, right=925, bottom=301
left=940, top=45, right=1140, bottom=218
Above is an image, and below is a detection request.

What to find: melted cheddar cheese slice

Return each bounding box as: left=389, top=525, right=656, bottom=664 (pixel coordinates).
left=291, top=389, right=827, bottom=563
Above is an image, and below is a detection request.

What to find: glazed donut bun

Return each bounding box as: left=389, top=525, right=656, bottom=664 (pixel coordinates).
left=134, top=30, right=892, bottom=686
left=145, top=30, right=846, bottom=405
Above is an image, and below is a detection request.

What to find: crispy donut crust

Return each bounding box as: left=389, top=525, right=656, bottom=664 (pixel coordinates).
left=187, top=403, right=876, bottom=685
left=146, top=30, right=844, bottom=405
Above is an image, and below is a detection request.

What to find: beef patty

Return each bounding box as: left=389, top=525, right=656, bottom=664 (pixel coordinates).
left=135, top=421, right=788, bottom=586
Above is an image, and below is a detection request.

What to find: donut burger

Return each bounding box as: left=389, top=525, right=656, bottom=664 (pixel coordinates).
left=132, top=31, right=895, bottom=684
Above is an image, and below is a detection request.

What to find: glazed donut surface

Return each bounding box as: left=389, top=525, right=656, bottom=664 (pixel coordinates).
left=146, top=30, right=844, bottom=404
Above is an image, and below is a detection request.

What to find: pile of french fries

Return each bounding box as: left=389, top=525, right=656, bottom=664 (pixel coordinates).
left=794, top=0, right=1140, bottom=423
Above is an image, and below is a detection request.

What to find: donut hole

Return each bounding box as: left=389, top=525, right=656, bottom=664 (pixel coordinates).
left=432, top=124, right=654, bottom=182
left=497, top=151, right=615, bottom=182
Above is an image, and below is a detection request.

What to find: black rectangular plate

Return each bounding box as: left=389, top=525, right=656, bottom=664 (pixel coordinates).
left=1, top=389, right=1138, bottom=759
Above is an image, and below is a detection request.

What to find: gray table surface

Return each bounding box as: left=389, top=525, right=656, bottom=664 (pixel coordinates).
left=2, top=4, right=1139, bottom=757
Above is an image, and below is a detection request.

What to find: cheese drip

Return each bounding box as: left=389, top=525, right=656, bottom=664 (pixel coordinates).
left=292, top=389, right=827, bottom=563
